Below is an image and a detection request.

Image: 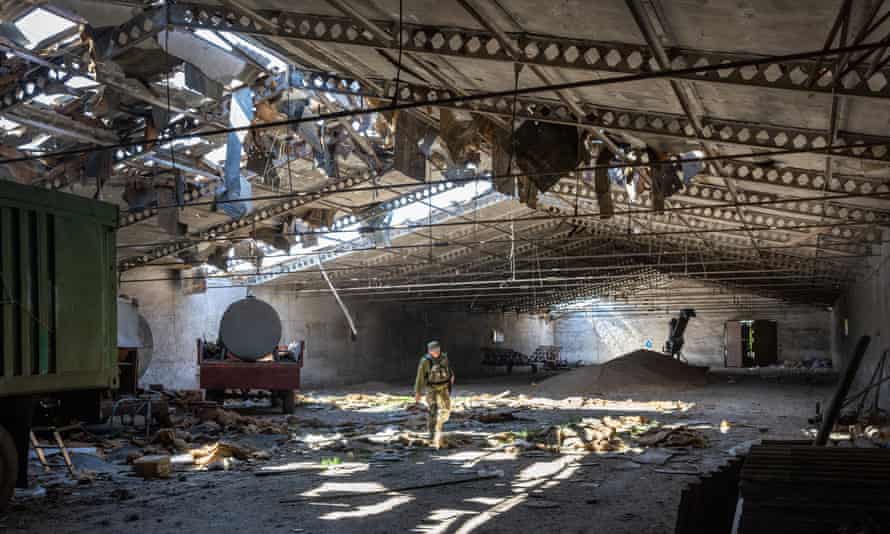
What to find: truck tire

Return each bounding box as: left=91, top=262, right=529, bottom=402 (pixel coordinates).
left=0, top=425, right=18, bottom=513
left=280, top=391, right=296, bottom=414
left=205, top=389, right=225, bottom=404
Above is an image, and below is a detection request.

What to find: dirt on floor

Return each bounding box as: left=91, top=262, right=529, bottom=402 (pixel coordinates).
left=536, top=349, right=711, bottom=396
left=1, top=369, right=837, bottom=534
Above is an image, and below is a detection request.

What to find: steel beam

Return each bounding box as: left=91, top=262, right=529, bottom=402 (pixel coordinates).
left=117, top=170, right=375, bottom=271
left=4, top=105, right=119, bottom=145
left=550, top=179, right=889, bottom=237
left=271, top=68, right=890, bottom=163
left=394, top=80, right=890, bottom=163
left=167, top=2, right=890, bottom=101
left=0, top=55, right=85, bottom=113
left=93, top=5, right=167, bottom=59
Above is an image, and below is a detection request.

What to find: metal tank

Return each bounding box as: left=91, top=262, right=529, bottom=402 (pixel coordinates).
left=218, top=296, right=282, bottom=361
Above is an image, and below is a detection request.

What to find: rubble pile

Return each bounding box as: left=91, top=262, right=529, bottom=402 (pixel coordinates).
left=189, top=406, right=290, bottom=435
left=536, top=349, right=710, bottom=396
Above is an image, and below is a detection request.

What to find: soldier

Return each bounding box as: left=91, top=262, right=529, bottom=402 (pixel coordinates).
left=414, top=340, right=455, bottom=449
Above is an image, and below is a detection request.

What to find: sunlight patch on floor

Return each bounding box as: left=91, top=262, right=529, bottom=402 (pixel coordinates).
left=320, top=495, right=413, bottom=520
left=302, top=481, right=387, bottom=497
left=413, top=508, right=478, bottom=534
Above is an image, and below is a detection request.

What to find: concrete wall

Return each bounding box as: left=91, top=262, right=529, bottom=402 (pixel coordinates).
left=553, top=305, right=832, bottom=367
left=252, top=288, right=554, bottom=389
left=122, top=269, right=553, bottom=390
left=833, top=234, right=890, bottom=407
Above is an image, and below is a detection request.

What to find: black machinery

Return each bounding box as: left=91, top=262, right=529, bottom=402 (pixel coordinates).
left=664, top=308, right=696, bottom=361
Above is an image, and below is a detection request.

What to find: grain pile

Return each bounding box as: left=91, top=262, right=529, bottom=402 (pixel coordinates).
left=537, top=349, right=709, bottom=396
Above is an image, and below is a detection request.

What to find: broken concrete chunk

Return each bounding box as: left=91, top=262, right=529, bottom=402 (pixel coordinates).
left=132, top=455, right=171, bottom=479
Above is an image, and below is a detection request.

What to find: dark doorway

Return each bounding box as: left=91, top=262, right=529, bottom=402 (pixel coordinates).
left=724, top=320, right=778, bottom=367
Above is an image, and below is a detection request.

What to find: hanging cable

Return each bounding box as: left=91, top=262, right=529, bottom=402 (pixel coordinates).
left=391, top=0, right=404, bottom=106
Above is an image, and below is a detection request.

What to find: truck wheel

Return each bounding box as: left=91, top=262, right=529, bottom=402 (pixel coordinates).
left=0, top=425, right=18, bottom=513
left=280, top=391, right=296, bottom=414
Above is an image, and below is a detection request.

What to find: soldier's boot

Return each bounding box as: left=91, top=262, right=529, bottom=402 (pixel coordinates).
left=427, top=417, right=435, bottom=441
left=433, top=421, right=445, bottom=449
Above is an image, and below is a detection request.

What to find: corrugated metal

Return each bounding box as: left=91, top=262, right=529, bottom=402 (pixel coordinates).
left=0, top=180, right=118, bottom=396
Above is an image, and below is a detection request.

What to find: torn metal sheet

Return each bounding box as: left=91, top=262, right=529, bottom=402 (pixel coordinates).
left=296, top=218, right=317, bottom=248
left=123, top=179, right=157, bottom=211
left=393, top=112, right=437, bottom=181
left=157, top=179, right=187, bottom=237
left=84, top=148, right=112, bottom=184
left=184, top=62, right=223, bottom=100
left=593, top=148, right=619, bottom=218
left=0, top=23, right=29, bottom=48
left=216, top=86, right=254, bottom=219
left=157, top=30, right=254, bottom=85
left=206, top=245, right=232, bottom=272
left=513, top=121, right=581, bottom=194
left=437, top=109, right=483, bottom=166
left=359, top=209, right=393, bottom=247
left=254, top=224, right=292, bottom=253
left=491, top=119, right=582, bottom=208
left=649, top=149, right=684, bottom=213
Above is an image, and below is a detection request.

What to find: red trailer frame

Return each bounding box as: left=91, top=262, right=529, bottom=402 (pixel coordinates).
left=196, top=339, right=304, bottom=413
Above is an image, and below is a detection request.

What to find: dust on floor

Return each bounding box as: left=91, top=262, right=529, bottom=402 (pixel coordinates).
left=2, top=373, right=834, bottom=534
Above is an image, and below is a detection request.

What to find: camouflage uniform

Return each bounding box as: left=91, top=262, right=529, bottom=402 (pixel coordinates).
left=414, top=352, right=453, bottom=447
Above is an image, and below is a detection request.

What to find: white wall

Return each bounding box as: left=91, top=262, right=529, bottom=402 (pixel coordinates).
left=554, top=306, right=832, bottom=367
left=122, top=271, right=554, bottom=390
left=253, top=288, right=554, bottom=388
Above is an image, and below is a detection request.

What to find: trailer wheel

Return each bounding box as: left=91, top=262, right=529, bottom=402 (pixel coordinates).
left=280, top=391, right=296, bottom=414
left=0, top=425, right=18, bottom=513
left=205, top=390, right=225, bottom=404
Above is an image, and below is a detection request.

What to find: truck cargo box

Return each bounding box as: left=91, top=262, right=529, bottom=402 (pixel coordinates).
left=0, top=180, right=119, bottom=397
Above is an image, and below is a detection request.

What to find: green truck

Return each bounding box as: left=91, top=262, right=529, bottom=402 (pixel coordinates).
left=0, top=180, right=118, bottom=509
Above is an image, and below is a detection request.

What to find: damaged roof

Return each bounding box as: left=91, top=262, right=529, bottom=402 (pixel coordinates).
left=3, top=0, right=889, bottom=312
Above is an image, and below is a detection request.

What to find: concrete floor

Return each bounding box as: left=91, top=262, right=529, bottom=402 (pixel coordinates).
left=2, top=373, right=834, bottom=534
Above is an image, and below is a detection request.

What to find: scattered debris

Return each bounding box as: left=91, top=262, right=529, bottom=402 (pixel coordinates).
left=470, top=410, right=526, bottom=424
left=191, top=441, right=259, bottom=468
left=637, top=427, right=709, bottom=448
